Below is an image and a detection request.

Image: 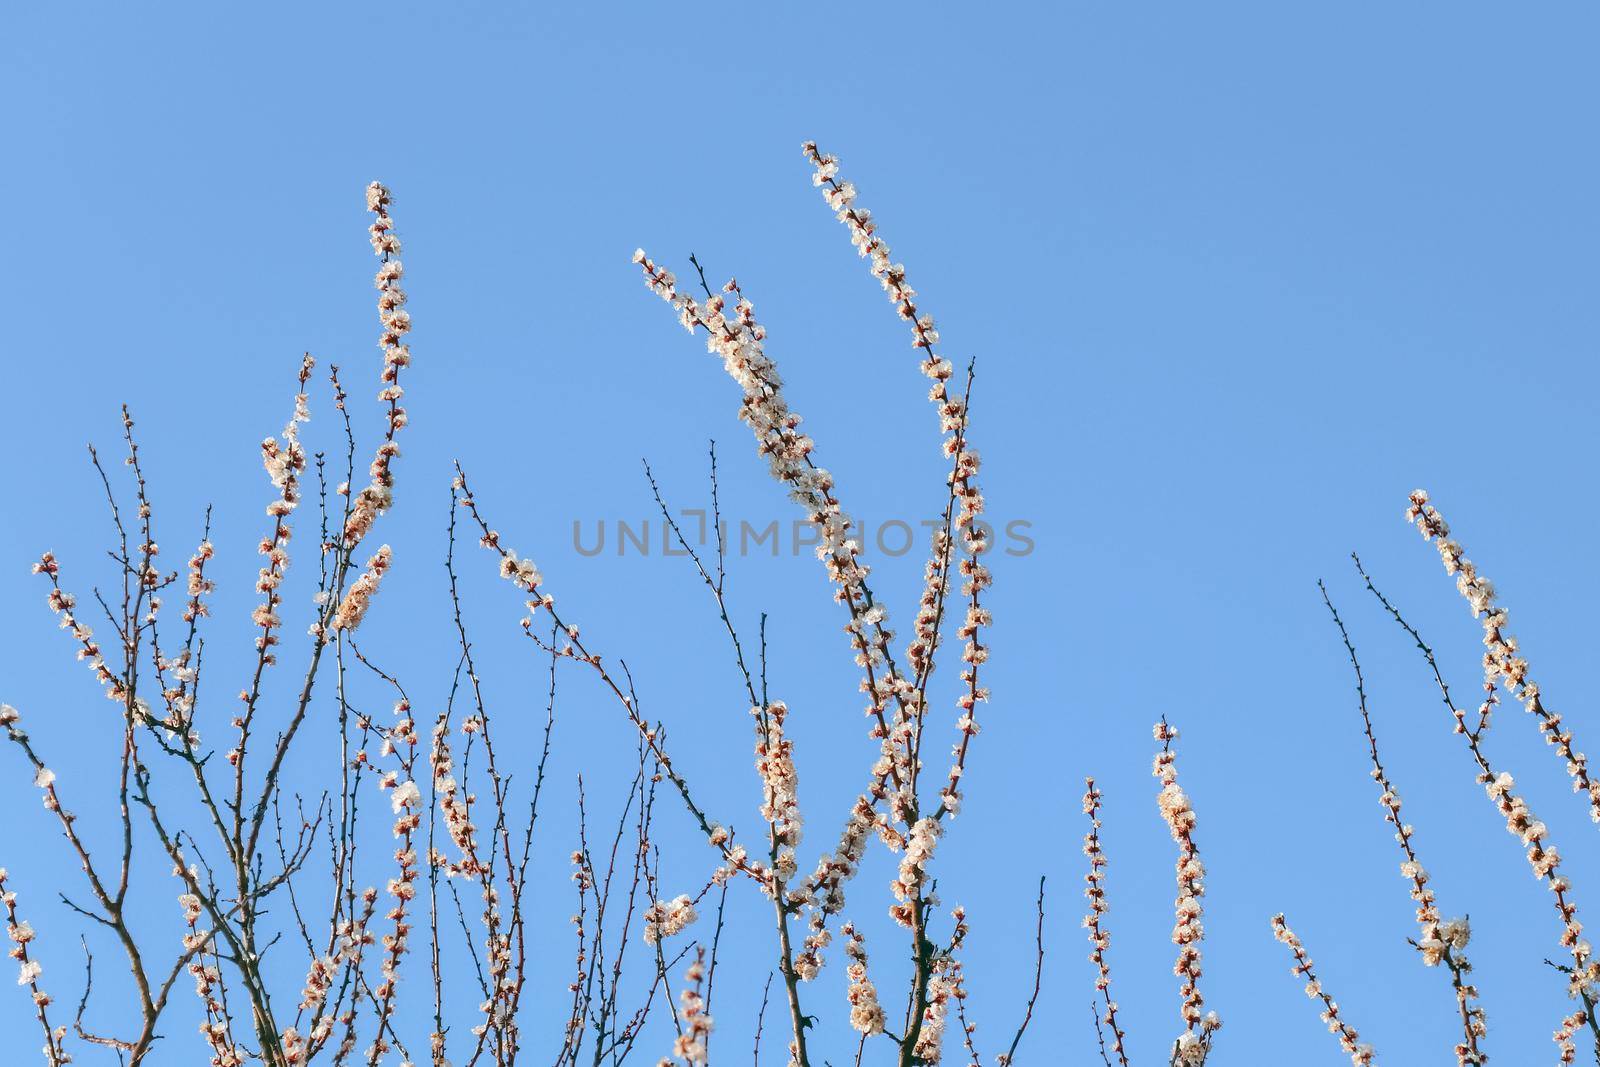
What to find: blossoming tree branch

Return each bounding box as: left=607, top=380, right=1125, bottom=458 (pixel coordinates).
left=3, top=143, right=1597, bottom=1067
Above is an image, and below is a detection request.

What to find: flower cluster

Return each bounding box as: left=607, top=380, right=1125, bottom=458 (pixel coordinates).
left=1555, top=1009, right=1590, bottom=1064
left=642, top=895, right=697, bottom=946
left=793, top=913, right=832, bottom=983
left=841, top=921, right=884, bottom=1035
left=1271, top=914, right=1376, bottom=1066
left=428, top=715, right=485, bottom=878
left=913, top=955, right=957, bottom=1064
left=754, top=700, right=803, bottom=851
left=668, top=954, right=714, bottom=1065
left=328, top=544, right=393, bottom=634
left=804, top=794, right=878, bottom=919
left=182, top=538, right=215, bottom=623
left=891, top=816, right=942, bottom=927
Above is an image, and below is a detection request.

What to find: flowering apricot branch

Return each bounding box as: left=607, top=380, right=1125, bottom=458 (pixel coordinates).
left=1354, top=546, right=1600, bottom=1063
left=1318, top=580, right=1485, bottom=1063
left=0, top=144, right=1281, bottom=1067
left=1081, top=779, right=1130, bottom=1066
left=1405, top=490, right=1600, bottom=821
left=1153, top=721, right=1220, bottom=1066
left=1269, top=914, right=1375, bottom=1065
left=3, top=869, right=68, bottom=1065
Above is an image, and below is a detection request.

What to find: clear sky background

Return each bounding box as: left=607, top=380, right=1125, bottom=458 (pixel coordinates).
left=3, top=4, right=1599, bottom=1064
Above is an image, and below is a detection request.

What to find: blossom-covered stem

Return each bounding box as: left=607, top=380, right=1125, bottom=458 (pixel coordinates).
left=215, top=363, right=331, bottom=1055
left=3, top=868, right=69, bottom=1065
left=233, top=355, right=316, bottom=857
left=638, top=255, right=918, bottom=1003
left=1356, top=553, right=1600, bottom=1058
left=1406, top=490, right=1600, bottom=823
left=932, top=364, right=989, bottom=823
left=842, top=922, right=885, bottom=1038
left=1153, top=721, right=1220, bottom=1065
left=180, top=891, right=242, bottom=1066
left=33, top=552, right=120, bottom=698
left=633, top=257, right=915, bottom=797
left=365, top=689, right=423, bottom=1066
left=1318, top=582, right=1485, bottom=1063
left=291, top=879, right=371, bottom=1062
left=1269, top=915, right=1376, bottom=1065
left=144, top=516, right=214, bottom=744
left=678, top=257, right=917, bottom=750
left=1081, top=780, right=1131, bottom=1067
left=665, top=949, right=714, bottom=1065
left=799, top=141, right=993, bottom=819
left=665, top=270, right=904, bottom=926
left=750, top=697, right=816, bottom=1025
left=343, top=181, right=413, bottom=547
left=329, top=546, right=392, bottom=635
left=1551, top=1000, right=1597, bottom=1067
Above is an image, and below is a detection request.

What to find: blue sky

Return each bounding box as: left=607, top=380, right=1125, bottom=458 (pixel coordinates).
left=3, top=3, right=1599, bottom=1063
